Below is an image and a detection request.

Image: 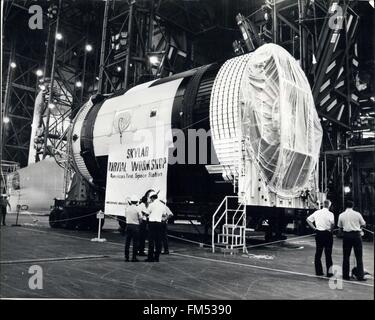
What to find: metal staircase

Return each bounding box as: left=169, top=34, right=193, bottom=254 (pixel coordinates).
left=212, top=196, right=250, bottom=253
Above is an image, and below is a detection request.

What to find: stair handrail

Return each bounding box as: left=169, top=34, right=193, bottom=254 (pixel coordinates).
left=230, top=202, right=247, bottom=249
left=231, top=202, right=244, bottom=226
left=212, top=195, right=249, bottom=252
left=212, top=196, right=228, bottom=253
left=233, top=203, right=246, bottom=228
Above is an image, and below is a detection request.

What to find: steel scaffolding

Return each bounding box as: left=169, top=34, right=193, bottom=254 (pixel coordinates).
left=97, top=0, right=192, bottom=94
left=1, top=0, right=103, bottom=167
left=1, top=1, right=43, bottom=168
left=242, top=0, right=373, bottom=214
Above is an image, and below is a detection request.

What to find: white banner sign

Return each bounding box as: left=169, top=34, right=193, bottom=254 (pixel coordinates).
left=104, top=107, right=173, bottom=216
left=103, top=78, right=183, bottom=216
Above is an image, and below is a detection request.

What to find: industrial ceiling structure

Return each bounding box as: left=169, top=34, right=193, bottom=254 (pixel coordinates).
left=1, top=0, right=374, bottom=217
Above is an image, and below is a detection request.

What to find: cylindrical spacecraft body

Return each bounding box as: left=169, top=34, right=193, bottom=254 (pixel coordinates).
left=70, top=44, right=322, bottom=210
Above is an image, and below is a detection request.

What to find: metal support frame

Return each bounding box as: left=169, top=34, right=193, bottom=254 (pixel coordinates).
left=2, top=0, right=195, bottom=169
left=98, top=0, right=153, bottom=93
left=311, top=0, right=367, bottom=214
left=34, top=1, right=102, bottom=163
left=1, top=26, right=40, bottom=167
left=2, top=1, right=102, bottom=168
left=306, top=1, right=360, bottom=129
left=42, top=0, right=62, bottom=159
left=245, top=0, right=371, bottom=215
left=97, top=0, right=190, bottom=94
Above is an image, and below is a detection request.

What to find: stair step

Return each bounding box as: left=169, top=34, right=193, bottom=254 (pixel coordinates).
left=214, top=242, right=228, bottom=246
left=223, top=224, right=245, bottom=229
left=245, top=228, right=255, bottom=232
left=218, top=233, right=241, bottom=238
left=220, top=229, right=242, bottom=236
left=213, top=243, right=243, bottom=250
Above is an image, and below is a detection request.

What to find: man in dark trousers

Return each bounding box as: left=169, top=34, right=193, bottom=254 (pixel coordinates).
left=138, top=207, right=148, bottom=256
left=124, top=195, right=142, bottom=262
left=145, top=192, right=172, bottom=262
left=306, top=199, right=335, bottom=277
left=338, top=200, right=366, bottom=281
left=137, top=189, right=154, bottom=256
left=0, top=194, right=11, bottom=226
left=161, top=200, right=173, bottom=254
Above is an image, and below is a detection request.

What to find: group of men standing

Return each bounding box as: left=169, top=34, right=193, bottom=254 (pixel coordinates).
left=306, top=199, right=367, bottom=281
left=123, top=190, right=173, bottom=263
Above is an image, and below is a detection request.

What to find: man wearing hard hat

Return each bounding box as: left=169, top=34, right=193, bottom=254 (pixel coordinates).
left=124, top=195, right=143, bottom=262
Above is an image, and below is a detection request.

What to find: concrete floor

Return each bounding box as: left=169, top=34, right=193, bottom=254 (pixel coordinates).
left=1, top=212, right=373, bottom=299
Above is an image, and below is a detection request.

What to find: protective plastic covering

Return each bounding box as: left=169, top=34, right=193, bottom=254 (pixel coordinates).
left=240, top=44, right=322, bottom=197
left=210, top=43, right=322, bottom=200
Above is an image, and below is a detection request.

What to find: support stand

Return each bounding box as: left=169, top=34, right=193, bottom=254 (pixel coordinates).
left=91, top=211, right=106, bottom=242
left=11, top=205, right=21, bottom=227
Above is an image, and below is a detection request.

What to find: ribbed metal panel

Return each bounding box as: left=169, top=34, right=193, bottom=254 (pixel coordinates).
left=209, top=54, right=251, bottom=181
left=70, top=100, right=94, bottom=183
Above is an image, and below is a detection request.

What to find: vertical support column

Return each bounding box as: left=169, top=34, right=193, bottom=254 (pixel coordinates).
left=147, top=0, right=154, bottom=74
left=124, top=1, right=134, bottom=90
left=343, top=1, right=352, bottom=124
left=298, top=0, right=306, bottom=71
left=212, top=213, right=215, bottom=252
left=42, top=20, right=52, bottom=90
left=244, top=206, right=247, bottom=253
left=1, top=43, right=16, bottom=163
left=272, top=0, right=278, bottom=43
left=3, top=44, right=15, bottom=120
left=352, top=154, right=361, bottom=213
left=324, top=153, right=328, bottom=193
left=80, top=48, right=88, bottom=103
left=341, top=154, right=345, bottom=210
left=97, top=0, right=111, bottom=94
left=320, top=158, right=323, bottom=193
left=43, top=0, right=62, bottom=159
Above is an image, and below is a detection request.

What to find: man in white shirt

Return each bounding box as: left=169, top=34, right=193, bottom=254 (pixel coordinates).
left=137, top=189, right=155, bottom=256
left=338, top=200, right=366, bottom=281
left=145, top=191, right=172, bottom=262
left=124, top=195, right=142, bottom=262
left=306, top=199, right=335, bottom=276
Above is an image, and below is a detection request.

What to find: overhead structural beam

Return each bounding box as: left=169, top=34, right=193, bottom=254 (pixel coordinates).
left=98, top=0, right=111, bottom=94
left=276, top=12, right=299, bottom=33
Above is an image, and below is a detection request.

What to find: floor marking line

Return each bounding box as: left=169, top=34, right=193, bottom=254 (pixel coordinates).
left=14, top=226, right=375, bottom=289
left=17, top=226, right=189, bottom=254
left=168, top=234, right=210, bottom=246
left=0, top=255, right=109, bottom=265
left=171, top=252, right=374, bottom=288
left=16, top=227, right=195, bottom=257
left=18, top=226, right=124, bottom=246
